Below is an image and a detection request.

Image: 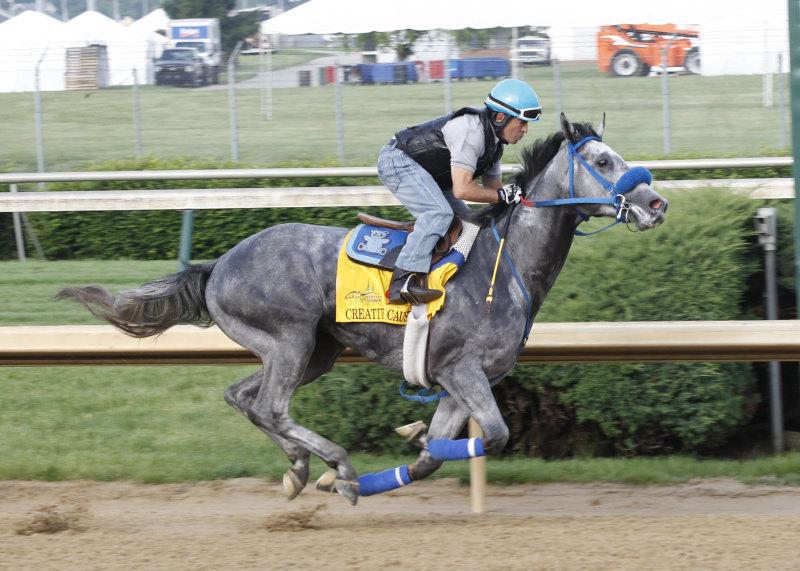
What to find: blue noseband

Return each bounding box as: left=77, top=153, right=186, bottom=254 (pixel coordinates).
left=526, top=136, right=653, bottom=235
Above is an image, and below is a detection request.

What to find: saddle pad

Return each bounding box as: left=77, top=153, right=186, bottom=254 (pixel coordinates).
left=345, top=224, right=407, bottom=269
left=336, top=228, right=464, bottom=324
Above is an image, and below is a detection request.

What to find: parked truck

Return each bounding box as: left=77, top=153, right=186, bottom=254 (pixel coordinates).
left=597, top=24, right=700, bottom=77
left=514, top=35, right=551, bottom=66
left=168, top=18, right=222, bottom=84
left=154, top=47, right=207, bottom=87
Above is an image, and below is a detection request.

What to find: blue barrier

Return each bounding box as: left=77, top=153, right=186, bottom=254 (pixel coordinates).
left=451, top=57, right=510, bottom=80
left=358, top=62, right=417, bottom=84
left=358, top=57, right=510, bottom=84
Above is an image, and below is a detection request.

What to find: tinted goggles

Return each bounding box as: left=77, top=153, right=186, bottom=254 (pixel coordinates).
left=488, top=94, right=542, bottom=121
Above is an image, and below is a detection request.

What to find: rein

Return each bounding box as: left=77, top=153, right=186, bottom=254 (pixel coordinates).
left=519, top=136, right=652, bottom=236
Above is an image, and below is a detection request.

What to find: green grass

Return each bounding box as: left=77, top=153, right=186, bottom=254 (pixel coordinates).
left=2, top=362, right=798, bottom=485
left=1, top=258, right=799, bottom=486
left=0, top=259, right=177, bottom=325
left=0, top=64, right=790, bottom=174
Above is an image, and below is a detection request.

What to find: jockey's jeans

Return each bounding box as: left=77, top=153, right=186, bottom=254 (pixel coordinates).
left=377, top=141, right=472, bottom=274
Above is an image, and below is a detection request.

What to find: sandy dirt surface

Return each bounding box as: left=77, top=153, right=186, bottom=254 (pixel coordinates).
left=1, top=477, right=799, bottom=570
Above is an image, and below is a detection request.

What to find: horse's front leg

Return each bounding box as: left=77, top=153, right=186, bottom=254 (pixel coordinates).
left=358, top=365, right=507, bottom=497
left=354, top=394, right=468, bottom=497
left=406, top=395, right=468, bottom=480
left=358, top=397, right=468, bottom=496
left=424, top=364, right=509, bottom=462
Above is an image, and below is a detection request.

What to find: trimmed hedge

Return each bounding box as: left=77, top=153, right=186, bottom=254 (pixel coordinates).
left=7, top=157, right=798, bottom=457
left=493, top=191, right=796, bottom=457
left=14, top=155, right=395, bottom=260
left=2, top=152, right=793, bottom=260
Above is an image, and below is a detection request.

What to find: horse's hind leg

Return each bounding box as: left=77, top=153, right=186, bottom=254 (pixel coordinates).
left=224, top=369, right=311, bottom=499
left=250, top=357, right=360, bottom=505
left=224, top=332, right=345, bottom=501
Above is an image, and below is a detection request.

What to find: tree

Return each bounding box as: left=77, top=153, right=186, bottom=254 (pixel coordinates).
left=357, top=30, right=428, bottom=62
left=452, top=27, right=509, bottom=51
left=162, top=0, right=260, bottom=53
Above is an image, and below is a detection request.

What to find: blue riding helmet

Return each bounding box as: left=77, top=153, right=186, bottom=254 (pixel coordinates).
left=485, top=78, right=542, bottom=122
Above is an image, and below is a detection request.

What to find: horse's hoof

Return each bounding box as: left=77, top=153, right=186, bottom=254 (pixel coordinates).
left=283, top=470, right=306, bottom=500
left=395, top=420, right=428, bottom=449
left=315, top=470, right=359, bottom=505
left=314, top=469, right=338, bottom=493
left=335, top=479, right=360, bottom=506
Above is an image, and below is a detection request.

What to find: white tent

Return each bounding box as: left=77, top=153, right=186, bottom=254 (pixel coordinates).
left=67, top=11, right=153, bottom=86
left=259, top=0, right=704, bottom=35
left=700, top=13, right=789, bottom=76
left=261, top=0, right=789, bottom=75
left=130, top=7, right=170, bottom=35
left=128, top=8, right=170, bottom=66
left=0, top=10, right=89, bottom=92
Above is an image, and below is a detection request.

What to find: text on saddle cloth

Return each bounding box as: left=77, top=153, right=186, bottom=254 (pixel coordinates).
left=335, top=221, right=480, bottom=325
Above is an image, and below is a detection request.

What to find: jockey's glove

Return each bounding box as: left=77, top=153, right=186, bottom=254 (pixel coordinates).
left=497, top=183, right=523, bottom=205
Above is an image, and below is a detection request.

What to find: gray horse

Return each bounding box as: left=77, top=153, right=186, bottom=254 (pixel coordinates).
left=57, top=114, right=668, bottom=505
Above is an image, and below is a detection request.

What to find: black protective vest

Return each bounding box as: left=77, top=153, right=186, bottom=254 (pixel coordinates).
left=393, top=107, right=504, bottom=190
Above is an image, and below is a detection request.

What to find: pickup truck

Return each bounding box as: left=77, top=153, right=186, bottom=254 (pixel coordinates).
left=515, top=35, right=551, bottom=66
left=154, top=48, right=207, bottom=87
left=168, top=18, right=222, bottom=85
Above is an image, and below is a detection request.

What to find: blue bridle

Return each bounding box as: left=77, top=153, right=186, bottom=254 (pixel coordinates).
left=523, top=136, right=653, bottom=236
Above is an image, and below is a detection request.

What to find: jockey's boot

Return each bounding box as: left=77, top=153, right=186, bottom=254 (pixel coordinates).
left=388, top=268, right=442, bottom=305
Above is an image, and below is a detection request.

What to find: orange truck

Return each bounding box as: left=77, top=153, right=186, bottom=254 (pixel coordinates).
left=597, top=24, right=700, bottom=77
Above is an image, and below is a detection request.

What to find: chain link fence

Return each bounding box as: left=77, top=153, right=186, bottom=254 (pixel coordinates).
left=0, top=49, right=792, bottom=176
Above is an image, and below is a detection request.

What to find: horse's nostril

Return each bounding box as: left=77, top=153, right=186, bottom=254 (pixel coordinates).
left=649, top=199, right=663, bottom=211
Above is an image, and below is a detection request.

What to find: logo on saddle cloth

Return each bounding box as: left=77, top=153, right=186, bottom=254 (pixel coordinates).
left=336, top=224, right=473, bottom=325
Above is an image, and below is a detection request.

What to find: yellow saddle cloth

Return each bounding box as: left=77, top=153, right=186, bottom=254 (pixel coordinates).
left=335, top=229, right=461, bottom=325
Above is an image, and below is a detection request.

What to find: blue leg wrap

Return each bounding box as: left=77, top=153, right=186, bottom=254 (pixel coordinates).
left=358, top=465, right=412, bottom=496
left=427, top=437, right=485, bottom=460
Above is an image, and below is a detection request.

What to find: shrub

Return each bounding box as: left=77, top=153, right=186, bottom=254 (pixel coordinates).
left=494, top=190, right=792, bottom=456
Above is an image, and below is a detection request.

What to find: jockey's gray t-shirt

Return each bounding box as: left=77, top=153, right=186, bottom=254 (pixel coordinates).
left=441, top=113, right=502, bottom=180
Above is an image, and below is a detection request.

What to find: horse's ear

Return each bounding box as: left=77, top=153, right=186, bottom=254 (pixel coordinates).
left=596, top=113, right=606, bottom=139
left=560, top=112, right=579, bottom=144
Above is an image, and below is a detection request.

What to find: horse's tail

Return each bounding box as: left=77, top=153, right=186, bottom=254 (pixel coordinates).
left=55, top=261, right=217, bottom=338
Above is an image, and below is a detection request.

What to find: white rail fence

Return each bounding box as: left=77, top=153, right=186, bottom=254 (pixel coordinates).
left=4, top=321, right=800, bottom=367
left=0, top=157, right=795, bottom=214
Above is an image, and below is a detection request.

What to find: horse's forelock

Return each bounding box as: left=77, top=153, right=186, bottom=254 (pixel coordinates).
left=570, top=121, right=600, bottom=140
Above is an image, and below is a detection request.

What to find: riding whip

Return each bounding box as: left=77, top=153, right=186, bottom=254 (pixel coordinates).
left=485, top=205, right=515, bottom=313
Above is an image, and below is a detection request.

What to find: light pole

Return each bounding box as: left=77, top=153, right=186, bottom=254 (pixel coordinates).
left=754, top=207, right=784, bottom=453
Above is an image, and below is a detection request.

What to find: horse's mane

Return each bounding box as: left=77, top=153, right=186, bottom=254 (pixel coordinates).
left=463, top=121, right=600, bottom=225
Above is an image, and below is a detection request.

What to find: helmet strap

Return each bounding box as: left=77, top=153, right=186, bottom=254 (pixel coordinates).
left=489, top=108, right=512, bottom=139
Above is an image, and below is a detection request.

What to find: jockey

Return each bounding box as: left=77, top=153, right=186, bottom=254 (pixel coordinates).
left=378, top=78, right=542, bottom=305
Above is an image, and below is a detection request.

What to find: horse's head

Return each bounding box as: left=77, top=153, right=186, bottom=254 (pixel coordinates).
left=554, top=112, right=668, bottom=232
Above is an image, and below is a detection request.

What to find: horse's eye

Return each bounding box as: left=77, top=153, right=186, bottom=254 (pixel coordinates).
left=598, top=159, right=608, bottom=168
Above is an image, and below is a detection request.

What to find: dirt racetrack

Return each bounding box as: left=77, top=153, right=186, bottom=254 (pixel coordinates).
left=1, top=477, right=799, bottom=570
